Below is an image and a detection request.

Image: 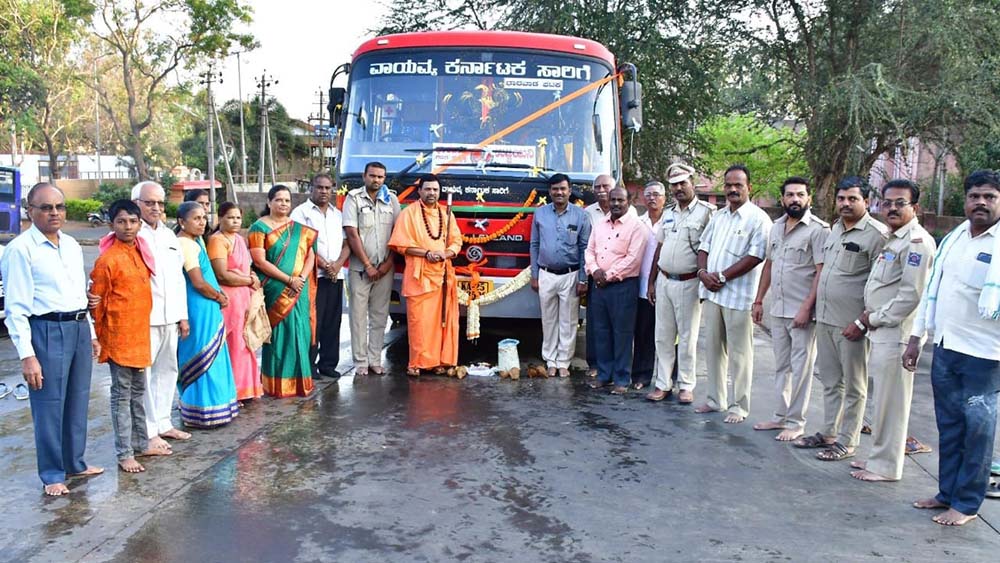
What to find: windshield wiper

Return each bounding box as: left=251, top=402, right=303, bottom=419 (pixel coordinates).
left=403, top=146, right=523, bottom=154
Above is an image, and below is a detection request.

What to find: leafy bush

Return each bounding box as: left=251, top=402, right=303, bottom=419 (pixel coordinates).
left=93, top=182, right=133, bottom=206
left=65, top=199, right=104, bottom=221
left=241, top=206, right=258, bottom=228
left=165, top=202, right=179, bottom=218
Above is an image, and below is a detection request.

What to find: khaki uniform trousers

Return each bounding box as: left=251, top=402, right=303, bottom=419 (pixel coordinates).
left=768, top=317, right=817, bottom=430
left=538, top=269, right=581, bottom=369
left=816, top=322, right=869, bottom=448
left=348, top=270, right=393, bottom=369
left=865, top=339, right=912, bottom=480
left=653, top=276, right=701, bottom=392
left=703, top=300, right=754, bottom=417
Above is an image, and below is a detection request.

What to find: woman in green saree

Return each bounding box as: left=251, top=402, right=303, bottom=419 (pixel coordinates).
left=248, top=185, right=317, bottom=397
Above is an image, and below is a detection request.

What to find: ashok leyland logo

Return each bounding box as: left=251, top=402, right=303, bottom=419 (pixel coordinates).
left=466, top=246, right=484, bottom=262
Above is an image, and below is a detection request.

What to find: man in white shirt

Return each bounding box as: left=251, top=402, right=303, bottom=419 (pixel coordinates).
left=132, top=181, right=191, bottom=450
left=291, top=173, right=350, bottom=379
left=906, top=170, right=1000, bottom=527
left=1, top=183, right=103, bottom=496
left=632, top=181, right=667, bottom=389
left=695, top=165, right=772, bottom=424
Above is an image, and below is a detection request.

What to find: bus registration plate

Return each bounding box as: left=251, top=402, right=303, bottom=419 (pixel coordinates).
left=457, top=278, right=493, bottom=296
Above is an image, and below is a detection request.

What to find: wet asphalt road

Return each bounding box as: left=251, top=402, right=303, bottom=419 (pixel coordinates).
left=0, top=230, right=998, bottom=561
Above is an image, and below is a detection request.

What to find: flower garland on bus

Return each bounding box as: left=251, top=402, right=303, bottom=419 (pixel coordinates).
left=461, top=189, right=537, bottom=245
left=457, top=266, right=532, bottom=341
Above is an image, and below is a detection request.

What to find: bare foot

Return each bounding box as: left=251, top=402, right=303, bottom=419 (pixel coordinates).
left=851, top=469, right=896, bottom=482
left=933, top=508, right=978, bottom=526
left=118, top=458, right=145, bottom=473
left=587, top=369, right=597, bottom=378
left=68, top=466, right=105, bottom=478
left=776, top=428, right=804, bottom=442
left=694, top=403, right=718, bottom=414
left=147, top=436, right=172, bottom=452
left=137, top=445, right=172, bottom=457
left=43, top=483, right=70, bottom=496
left=913, top=497, right=949, bottom=510
left=753, top=421, right=784, bottom=431
left=850, top=460, right=867, bottom=470
left=724, top=413, right=746, bottom=424
left=160, top=429, right=191, bottom=441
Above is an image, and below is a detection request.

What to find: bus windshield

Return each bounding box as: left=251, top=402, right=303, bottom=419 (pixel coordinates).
left=339, top=49, right=619, bottom=181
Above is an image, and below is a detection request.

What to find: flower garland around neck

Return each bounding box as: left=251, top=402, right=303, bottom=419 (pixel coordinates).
left=461, top=189, right=537, bottom=245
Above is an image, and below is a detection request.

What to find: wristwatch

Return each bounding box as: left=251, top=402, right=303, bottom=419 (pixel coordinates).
left=718, top=272, right=727, bottom=284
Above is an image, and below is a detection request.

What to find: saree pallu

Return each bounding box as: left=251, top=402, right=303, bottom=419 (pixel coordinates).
left=248, top=219, right=317, bottom=398
left=178, top=237, right=239, bottom=428
left=209, top=233, right=262, bottom=401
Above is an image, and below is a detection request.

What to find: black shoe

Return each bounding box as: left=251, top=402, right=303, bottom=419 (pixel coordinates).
left=320, top=369, right=341, bottom=380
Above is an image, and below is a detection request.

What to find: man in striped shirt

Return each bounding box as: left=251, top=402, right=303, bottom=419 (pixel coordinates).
left=695, top=165, right=773, bottom=423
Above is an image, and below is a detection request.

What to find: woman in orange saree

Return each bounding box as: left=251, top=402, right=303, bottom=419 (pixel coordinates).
left=248, top=185, right=317, bottom=398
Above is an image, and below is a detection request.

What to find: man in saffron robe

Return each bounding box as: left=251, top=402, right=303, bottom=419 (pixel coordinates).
left=389, top=174, right=463, bottom=376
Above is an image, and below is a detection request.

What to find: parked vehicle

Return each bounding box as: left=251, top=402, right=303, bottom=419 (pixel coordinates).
left=0, top=166, right=22, bottom=236
left=88, top=209, right=110, bottom=226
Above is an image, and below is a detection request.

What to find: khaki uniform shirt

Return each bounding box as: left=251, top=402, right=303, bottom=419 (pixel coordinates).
left=655, top=199, right=715, bottom=275
left=864, top=217, right=936, bottom=343
left=816, top=213, right=890, bottom=327
left=342, top=187, right=400, bottom=272
left=765, top=210, right=830, bottom=319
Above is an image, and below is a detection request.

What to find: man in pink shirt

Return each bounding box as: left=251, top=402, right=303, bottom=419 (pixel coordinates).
left=585, top=187, right=650, bottom=394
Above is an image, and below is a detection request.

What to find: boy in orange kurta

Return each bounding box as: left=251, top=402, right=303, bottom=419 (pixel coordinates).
left=90, top=200, right=155, bottom=473
left=388, top=174, right=463, bottom=374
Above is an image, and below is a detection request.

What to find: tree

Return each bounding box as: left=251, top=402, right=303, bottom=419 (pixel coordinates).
left=0, top=0, right=95, bottom=178
left=713, top=0, right=1000, bottom=217
left=91, top=0, right=255, bottom=180
left=697, top=114, right=809, bottom=199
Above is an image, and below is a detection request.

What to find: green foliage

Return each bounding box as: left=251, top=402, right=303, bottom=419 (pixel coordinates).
left=240, top=205, right=258, bottom=228
left=64, top=198, right=104, bottom=221
left=165, top=201, right=179, bottom=219
left=93, top=182, right=132, bottom=206
left=696, top=114, right=809, bottom=199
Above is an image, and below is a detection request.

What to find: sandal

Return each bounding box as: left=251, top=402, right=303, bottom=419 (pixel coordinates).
left=406, top=368, right=420, bottom=378
left=905, top=437, right=932, bottom=455
left=792, top=432, right=831, bottom=449
left=0, top=382, right=10, bottom=400
left=13, top=383, right=29, bottom=400
left=987, top=480, right=1000, bottom=499
left=816, top=442, right=855, bottom=461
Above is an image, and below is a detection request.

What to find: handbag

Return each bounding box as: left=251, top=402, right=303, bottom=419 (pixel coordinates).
left=244, top=288, right=272, bottom=351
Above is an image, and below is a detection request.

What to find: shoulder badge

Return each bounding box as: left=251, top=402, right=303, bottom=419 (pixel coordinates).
left=907, top=252, right=922, bottom=267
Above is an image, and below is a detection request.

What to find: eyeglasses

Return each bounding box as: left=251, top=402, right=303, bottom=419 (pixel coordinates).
left=140, top=199, right=166, bottom=208
left=30, top=203, right=67, bottom=213
left=882, top=199, right=912, bottom=209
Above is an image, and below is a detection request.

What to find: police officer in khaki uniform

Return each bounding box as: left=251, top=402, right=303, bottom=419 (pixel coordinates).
left=646, top=163, right=715, bottom=403
left=751, top=177, right=829, bottom=442
left=794, top=176, right=889, bottom=461
left=850, top=179, right=935, bottom=482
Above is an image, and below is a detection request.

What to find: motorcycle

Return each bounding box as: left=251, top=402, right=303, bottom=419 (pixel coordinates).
left=88, top=209, right=110, bottom=227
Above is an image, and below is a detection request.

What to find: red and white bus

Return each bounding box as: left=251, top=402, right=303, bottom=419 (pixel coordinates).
left=328, top=30, right=640, bottom=323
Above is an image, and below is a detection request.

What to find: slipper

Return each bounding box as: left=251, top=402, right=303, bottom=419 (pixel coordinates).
left=13, top=383, right=29, bottom=400
left=990, top=460, right=1000, bottom=477
left=861, top=424, right=872, bottom=435
left=0, top=382, right=10, bottom=399
left=793, top=432, right=831, bottom=449
left=905, top=437, right=932, bottom=455
left=816, top=442, right=855, bottom=461
left=987, top=480, right=1000, bottom=499
left=406, top=368, right=420, bottom=378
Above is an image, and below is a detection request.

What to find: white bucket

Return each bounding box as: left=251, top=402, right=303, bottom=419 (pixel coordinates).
left=497, top=338, right=521, bottom=372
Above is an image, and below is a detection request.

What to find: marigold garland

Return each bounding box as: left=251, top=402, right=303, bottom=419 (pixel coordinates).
left=461, top=189, right=537, bottom=245
left=457, top=266, right=533, bottom=341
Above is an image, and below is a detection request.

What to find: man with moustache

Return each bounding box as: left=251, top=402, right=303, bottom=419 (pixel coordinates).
left=751, top=177, right=829, bottom=441
left=631, top=181, right=668, bottom=390
left=647, top=163, right=715, bottom=403
left=908, top=170, right=1000, bottom=526
left=584, top=174, right=616, bottom=377
left=291, top=173, right=351, bottom=379
left=695, top=165, right=772, bottom=423
left=848, top=179, right=935, bottom=483
left=530, top=174, right=591, bottom=377
left=585, top=187, right=649, bottom=394
left=795, top=177, right=888, bottom=461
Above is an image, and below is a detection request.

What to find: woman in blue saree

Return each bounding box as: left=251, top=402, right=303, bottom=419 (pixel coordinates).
left=175, top=202, right=238, bottom=428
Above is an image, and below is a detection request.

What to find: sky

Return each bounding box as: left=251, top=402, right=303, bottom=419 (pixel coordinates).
left=213, top=0, right=390, bottom=122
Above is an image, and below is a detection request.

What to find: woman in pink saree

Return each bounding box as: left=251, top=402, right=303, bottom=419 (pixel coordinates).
left=208, top=202, right=263, bottom=402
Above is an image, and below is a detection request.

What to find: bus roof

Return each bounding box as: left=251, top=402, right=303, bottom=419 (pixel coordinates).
left=353, top=31, right=615, bottom=65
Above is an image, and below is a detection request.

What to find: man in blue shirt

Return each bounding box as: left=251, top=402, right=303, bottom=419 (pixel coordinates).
left=1, top=183, right=103, bottom=496
left=530, top=174, right=591, bottom=377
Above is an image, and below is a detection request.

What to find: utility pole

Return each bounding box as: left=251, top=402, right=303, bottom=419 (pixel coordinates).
left=234, top=50, right=248, bottom=186
left=256, top=71, right=278, bottom=192
left=312, top=88, right=326, bottom=171
left=199, top=64, right=223, bottom=226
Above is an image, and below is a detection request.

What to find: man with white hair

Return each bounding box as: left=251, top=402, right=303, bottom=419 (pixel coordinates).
left=132, top=181, right=190, bottom=448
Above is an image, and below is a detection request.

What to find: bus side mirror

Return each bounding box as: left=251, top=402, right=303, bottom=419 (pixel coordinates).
left=620, top=80, right=642, bottom=132
left=328, top=87, right=346, bottom=127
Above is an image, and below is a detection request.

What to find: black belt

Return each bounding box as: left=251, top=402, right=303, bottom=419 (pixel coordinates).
left=658, top=267, right=699, bottom=281
left=540, top=266, right=578, bottom=276
left=32, top=310, right=88, bottom=322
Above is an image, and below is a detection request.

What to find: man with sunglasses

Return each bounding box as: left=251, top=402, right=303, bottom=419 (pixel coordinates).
left=131, top=182, right=191, bottom=450
left=1, top=183, right=103, bottom=496
left=850, top=179, right=935, bottom=482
